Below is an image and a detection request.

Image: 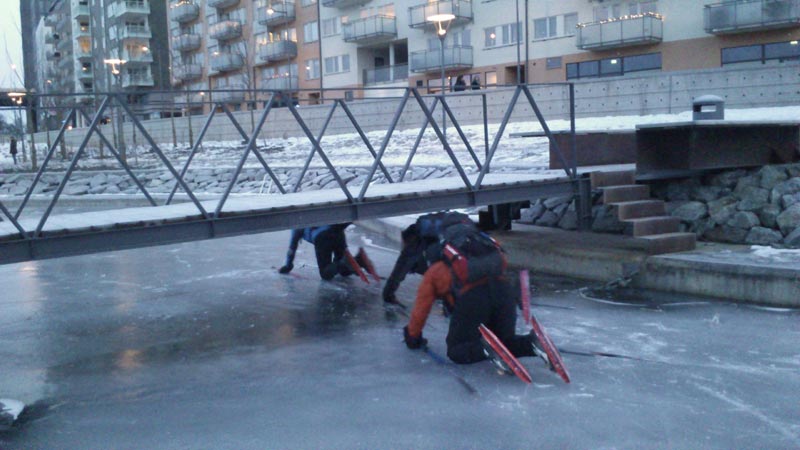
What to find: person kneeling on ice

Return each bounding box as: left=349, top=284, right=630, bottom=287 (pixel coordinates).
left=278, top=223, right=375, bottom=280
left=402, top=220, right=546, bottom=366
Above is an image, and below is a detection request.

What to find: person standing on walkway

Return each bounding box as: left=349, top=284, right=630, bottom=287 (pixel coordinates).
left=9, top=137, right=18, bottom=165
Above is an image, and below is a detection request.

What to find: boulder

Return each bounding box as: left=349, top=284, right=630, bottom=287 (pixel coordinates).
left=735, top=185, right=769, bottom=211
left=745, top=227, right=783, bottom=246
left=776, top=204, right=800, bottom=235
left=671, top=201, right=708, bottom=222
left=558, top=210, right=577, bottom=230
left=783, top=227, right=800, bottom=248
left=708, top=196, right=738, bottom=224
left=89, top=173, right=107, bottom=187
left=543, top=195, right=572, bottom=209
left=727, top=211, right=760, bottom=230
left=690, top=185, right=725, bottom=203
left=733, top=174, right=761, bottom=196
left=770, top=178, right=800, bottom=204
left=757, top=165, right=788, bottom=189
left=592, top=205, right=625, bottom=233
left=781, top=193, right=800, bottom=209
left=758, top=204, right=782, bottom=229
left=703, top=225, right=748, bottom=244
left=709, top=169, right=748, bottom=189
left=535, top=210, right=560, bottom=227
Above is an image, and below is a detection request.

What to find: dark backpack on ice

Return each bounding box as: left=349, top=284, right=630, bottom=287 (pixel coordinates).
left=440, top=223, right=507, bottom=290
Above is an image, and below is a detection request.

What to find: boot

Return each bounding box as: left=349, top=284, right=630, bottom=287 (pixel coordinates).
left=480, top=336, right=511, bottom=374
left=529, top=331, right=552, bottom=369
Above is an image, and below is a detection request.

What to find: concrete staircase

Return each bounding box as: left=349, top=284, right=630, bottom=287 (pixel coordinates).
left=590, top=170, right=696, bottom=254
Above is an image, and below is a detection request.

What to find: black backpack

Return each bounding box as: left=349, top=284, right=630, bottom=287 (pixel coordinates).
left=416, top=212, right=472, bottom=264
left=440, top=223, right=507, bottom=289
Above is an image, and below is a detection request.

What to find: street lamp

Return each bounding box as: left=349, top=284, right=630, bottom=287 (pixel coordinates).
left=426, top=12, right=455, bottom=142
left=7, top=92, right=27, bottom=164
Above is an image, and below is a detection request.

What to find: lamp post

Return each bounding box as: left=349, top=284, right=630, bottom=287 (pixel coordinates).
left=427, top=11, right=455, bottom=142
left=104, top=58, right=128, bottom=162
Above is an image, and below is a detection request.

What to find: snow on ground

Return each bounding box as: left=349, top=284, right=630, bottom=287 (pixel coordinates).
left=2, top=105, right=800, bottom=172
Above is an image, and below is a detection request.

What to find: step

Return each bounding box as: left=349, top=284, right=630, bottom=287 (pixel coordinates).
left=623, top=216, right=681, bottom=237
left=589, top=170, right=636, bottom=189
left=613, top=200, right=666, bottom=220
left=601, top=184, right=650, bottom=204
left=637, top=232, right=697, bottom=254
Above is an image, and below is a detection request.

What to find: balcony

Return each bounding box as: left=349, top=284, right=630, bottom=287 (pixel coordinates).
left=576, top=12, right=663, bottom=51
left=122, top=72, right=155, bottom=88
left=110, top=0, right=150, bottom=19
left=259, top=40, right=298, bottom=62
left=210, top=52, right=245, bottom=72
left=175, top=63, right=203, bottom=81
left=364, top=64, right=408, bottom=84
left=122, top=50, right=154, bottom=65
left=209, top=20, right=243, bottom=41
left=410, top=46, right=472, bottom=72
left=705, top=0, right=800, bottom=34
left=213, top=85, right=247, bottom=103
left=76, top=48, right=93, bottom=61
left=208, top=0, right=240, bottom=8
left=322, top=0, right=370, bottom=8
left=343, top=15, right=397, bottom=44
left=47, top=51, right=61, bottom=61
left=258, top=2, right=296, bottom=26
left=46, top=32, right=59, bottom=44
left=119, top=24, right=152, bottom=40
left=77, top=67, right=94, bottom=81
left=172, top=33, right=202, bottom=52
left=74, top=25, right=91, bottom=38
left=74, top=3, right=90, bottom=19
left=262, top=75, right=299, bottom=90
left=408, top=0, right=472, bottom=29
left=171, top=1, right=200, bottom=23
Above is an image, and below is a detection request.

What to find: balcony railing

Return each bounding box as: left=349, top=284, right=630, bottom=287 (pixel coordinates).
left=705, top=0, right=800, bottom=34
left=175, top=63, right=203, bottom=81
left=259, top=40, right=298, bottom=62
left=262, top=75, right=299, bottom=90
left=210, top=52, right=245, bottom=72
left=213, top=85, right=247, bottom=103
left=75, top=25, right=91, bottom=38
left=122, top=73, right=155, bottom=88
left=343, top=15, right=397, bottom=44
left=209, top=20, right=243, bottom=41
left=364, top=64, right=408, bottom=84
left=74, top=3, right=90, bottom=19
left=408, top=0, right=472, bottom=29
left=110, top=0, right=151, bottom=18
left=122, top=50, right=154, bottom=64
left=258, top=2, right=296, bottom=26
left=576, top=12, right=663, bottom=51
left=208, top=0, right=240, bottom=8
left=410, top=46, right=473, bottom=72
left=77, top=67, right=94, bottom=80
left=173, top=33, right=201, bottom=52
left=171, top=1, right=200, bottom=23
left=322, top=0, right=370, bottom=8
left=76, top=48, right=93, bottom=60
left=119, top=25, right=152, bottom=40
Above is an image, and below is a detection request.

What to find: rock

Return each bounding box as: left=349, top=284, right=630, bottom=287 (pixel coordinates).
left=543, top=195, right=571, bottom=209
left=745, top=227, right=784, bottom=245
left=703, top=225, right=748, bottom=244
left=709, top=169, right=747, bottom=189
left=88, top=185, right=107, bottom=194
left=783, top=227, right=800, bottom=248
left=558, top=210, right=577, bottom=230
left=519, top=201, right=545, bottom=224
left=671, top=201, right=707, bottom=222
left=758, top=165, right=788, bottom=189
left=733, top=174, right=761, bottom=196
left=9, top=184, right=29, bottom=195
left=781, top=193, right=800, bottom=209
left=552, top=202, right=569, bottom=219
left=89, top=173, right=107, bottom=187
left=785, top=163, right=800, bottom=178
left=770, top=178, right=800, bottom=204
left=708, top=196, right=738, bottom=224
left=104, top=184, right=121, bottom=194
left=535, top=210, right=560, bottom=227
left=735, top=185, right=769, bottom=211
left=690, top=185, right=724, bottom=203
left=758, top=204, right=781, bottom=228
left=776, top=204, right=800, bottom=235
left=592, top=205, right=624, bottom=233
left=665, top=180, right=699, bottom=201
left=689, top=217, right=716, bottom=236
left=64, top=184, right=89, bottom=195
left=727, top=211, right=760, bottom=229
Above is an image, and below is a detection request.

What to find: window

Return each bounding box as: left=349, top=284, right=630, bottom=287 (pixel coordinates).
left=322, top=17, right=341, bottom=37
left=301, top=0, right=316, bottom=6
left=623, top=52, right=661, bottom=72
left=722, top=45, right=762, bottom=64
left=484, top=71, right=497, bottom=86
left=305, top=58, right=320, bottom=79
left=484, top=28, right=496, bottom=47
left=722, top=40, right=800, bottom=65
left=546, top=57, right=562, bottom=70
left=765, top=41, right=800, bottom=61
left=484, top=22, right=520, bottom=48
left=600, top=58, right=622, bottom=76
left=563, top=13, right=577, bottom=36
left=534, top=13, right=576, bottom=40
left=566, top=52, right=662, bottom=79
left=303, top=21, right=319, bottom=43
left=324, top=54, right=350, bottom=74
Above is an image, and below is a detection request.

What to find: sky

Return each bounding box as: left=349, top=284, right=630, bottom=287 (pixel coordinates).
left=0, top=0, right=24, bottom=90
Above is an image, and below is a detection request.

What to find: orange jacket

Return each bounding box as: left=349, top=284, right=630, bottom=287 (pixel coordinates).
left=407, top=261, right=455, bottom=338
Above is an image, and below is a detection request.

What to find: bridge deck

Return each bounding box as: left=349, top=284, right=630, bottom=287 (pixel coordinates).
left=0, top=172, right=575, bottom=264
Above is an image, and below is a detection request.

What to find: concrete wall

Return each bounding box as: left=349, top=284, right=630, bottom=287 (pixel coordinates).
left=35, top=62, right=800, bottom=148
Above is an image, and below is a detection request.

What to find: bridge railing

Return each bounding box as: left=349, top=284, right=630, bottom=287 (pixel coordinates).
left=0, top=84, right=578, bottom=240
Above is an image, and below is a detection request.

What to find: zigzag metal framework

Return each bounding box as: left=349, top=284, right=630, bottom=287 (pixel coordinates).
left=0, top=84, right=584, bottom=260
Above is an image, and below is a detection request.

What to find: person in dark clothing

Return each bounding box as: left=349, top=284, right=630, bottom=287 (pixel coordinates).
left=9, top=137, right=18, bottom=165
left=470, top=76, right=481, bottom=90
left=453, top=75, right=467, bottom=92
left=402, top=261, right=544, bottom=365
left=279, top=223, right=371, bottom=280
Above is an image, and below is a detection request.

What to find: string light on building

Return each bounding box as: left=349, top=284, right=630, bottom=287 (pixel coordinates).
left=576, top=11, right=664, bottom=28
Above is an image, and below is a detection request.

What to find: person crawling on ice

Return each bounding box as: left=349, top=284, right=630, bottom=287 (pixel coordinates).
left=401, top=218, right=547, bottom=366
left=278, top=223, right=374, bottom=280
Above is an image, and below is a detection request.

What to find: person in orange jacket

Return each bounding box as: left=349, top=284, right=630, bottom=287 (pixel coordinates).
left=402, top=260, right=541, bottom=364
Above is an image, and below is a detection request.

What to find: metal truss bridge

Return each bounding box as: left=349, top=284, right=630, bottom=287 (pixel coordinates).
left=0, top=85, right=589, bottom=265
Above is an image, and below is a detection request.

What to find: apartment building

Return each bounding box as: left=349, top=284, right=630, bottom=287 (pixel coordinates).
left=167, top=0, right=323, bottom=111
left=29, top=0, right=171, bottom=128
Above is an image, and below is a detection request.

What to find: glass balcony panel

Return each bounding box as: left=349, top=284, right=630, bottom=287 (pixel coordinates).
left=171, top=1, right=200, bottom=23
left=364, top=64, right=408, bottom=84
left=120, top=25, right=152, bottom=40
left=259, top=40, right=298, bottom=62
left=210, top=52, right=245, bottom=72
left=704, top=0, right=800, bottom=34
left=576, top=13, right=663, bottom=50
left=343, top=15, right=397, bottom=44
left=262, top=75, right=299, bottom=90
left=175, top=63, right=203, bottom=81
left=74, top=4, right=90, bottom=19
left=213, top=84, right=247, bottom=103
left=173, top=34, right=202, bottom=52
left=209, top=20, right=243, bottom=41
left=408, top=0, right=473, bottom=29
left=410, top=46, right=473, bottom=73
left=258, top=2, right=296, bottom=26
left=208, top=0, right=240, bottom=8
left=111, top=0, right=151, bottom=18
left=322, top=0, right=370, bottom=9
left=122, top=73, right=154, bottom=88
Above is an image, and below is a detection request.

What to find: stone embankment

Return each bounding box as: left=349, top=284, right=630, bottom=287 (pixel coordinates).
left=518, top=163, right=800, bottom=248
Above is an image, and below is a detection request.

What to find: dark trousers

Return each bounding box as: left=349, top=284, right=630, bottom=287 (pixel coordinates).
left=313, top=227, right=352, bottom=280
left=446, top=279, right=534, bottom=364
left=11, top=153, right=17, bottom=164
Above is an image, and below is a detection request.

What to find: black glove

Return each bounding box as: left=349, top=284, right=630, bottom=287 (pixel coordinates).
left=403, top=326, right=427, bottom=350
left=279, top=263, right=293, bottom=274
left=383, top=286, right=398, bottom=304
